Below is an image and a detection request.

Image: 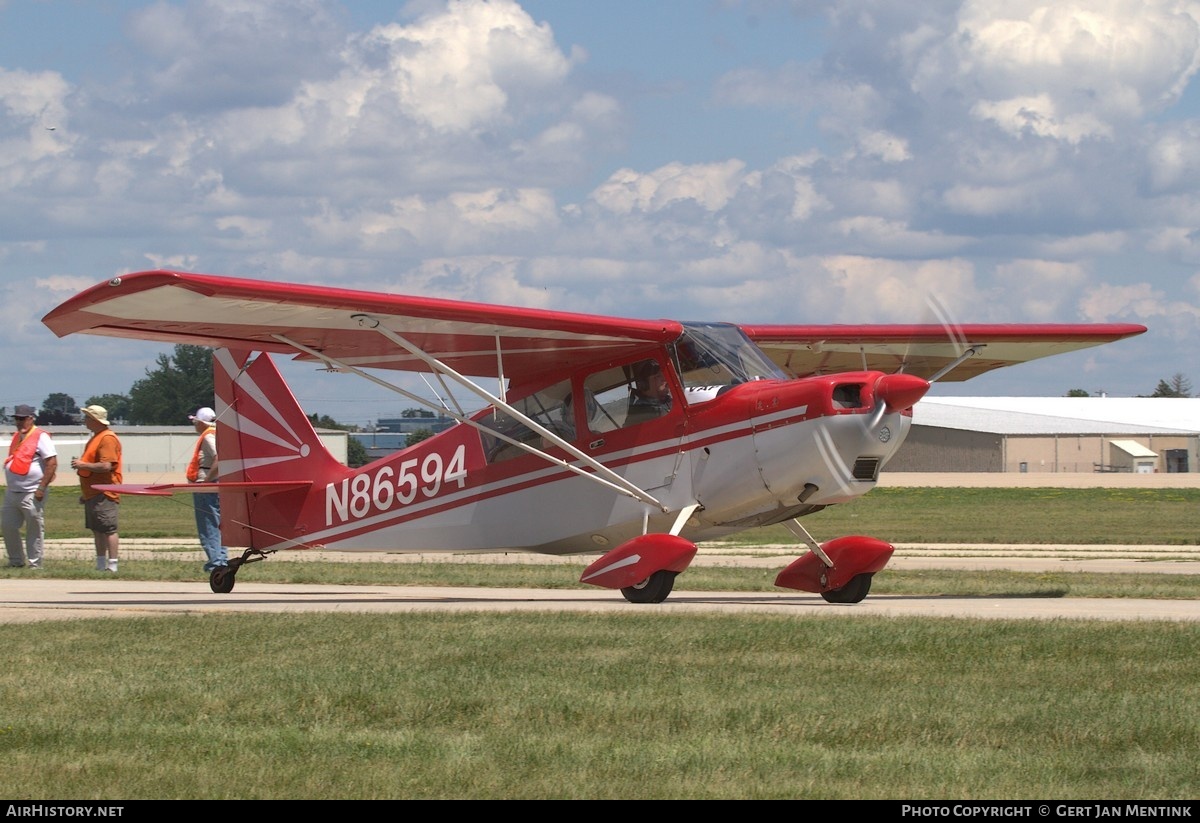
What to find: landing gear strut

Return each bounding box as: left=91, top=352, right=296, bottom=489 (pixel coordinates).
left=208, top=547, right=273, bottom=594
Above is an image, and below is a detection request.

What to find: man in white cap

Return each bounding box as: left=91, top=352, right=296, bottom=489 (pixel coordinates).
left=187, top=406, right=228, bottom=573
left=4, top=404, right=57, bottom=568
left=72, top=405, right=122, bottom=573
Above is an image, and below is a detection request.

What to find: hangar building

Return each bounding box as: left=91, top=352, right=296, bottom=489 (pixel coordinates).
left=886, top=397, right=1199, bottom=474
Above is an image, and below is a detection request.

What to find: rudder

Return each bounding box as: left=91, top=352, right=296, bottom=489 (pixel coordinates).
left=214, top=348, right=346, bottom=549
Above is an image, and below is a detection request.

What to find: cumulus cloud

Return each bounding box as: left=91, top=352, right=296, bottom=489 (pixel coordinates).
left=916, top=0, right=1200, bottom=130
left=5, top=0, right=1200, bottom=414
left=591, top=160, right=748, bottom=214
left=995, top=259, right=1087, bottom=319
left=0, top=68, right=73, bottom=184
left=362, top=0, right=572, bottom=133
left=971, top=95, right=1112, bottom=143
left=811, top=256, right=981, bottom=323
left=127, top=0, right=348, bottom=110
left=304, top=187, right=559, bottom=255
left=1079, top=281, right=1176, bottom=321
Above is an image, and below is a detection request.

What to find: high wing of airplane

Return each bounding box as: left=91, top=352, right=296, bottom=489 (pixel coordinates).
left=42, top=270, right=1146, bottom=603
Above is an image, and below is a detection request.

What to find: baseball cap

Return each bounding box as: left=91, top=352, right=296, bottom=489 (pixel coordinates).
left=80, top=405, right=110, bottom=425
left=189, top=407, right=216, bottom=423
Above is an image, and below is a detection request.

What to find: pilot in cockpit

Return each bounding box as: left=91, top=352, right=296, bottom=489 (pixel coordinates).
left=625, top=359, right=672, bottom=424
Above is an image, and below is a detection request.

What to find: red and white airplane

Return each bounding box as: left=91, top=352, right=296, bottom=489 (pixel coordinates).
left=42, top=270, right=1145, bottom=603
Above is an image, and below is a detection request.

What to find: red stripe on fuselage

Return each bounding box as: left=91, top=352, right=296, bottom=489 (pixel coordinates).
left=267, top=401, right=833, bottom=550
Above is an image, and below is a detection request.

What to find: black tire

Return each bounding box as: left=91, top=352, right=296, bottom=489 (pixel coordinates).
left=821, top=573, right=873, bottom=604
left=210, top=566, right=236, bottom=594
left=621, top=570, right=676, bottom=604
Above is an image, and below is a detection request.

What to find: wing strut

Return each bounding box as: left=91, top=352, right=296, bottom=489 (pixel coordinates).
left=494, top=332, right=507, bottom=404
left=927, top=344, right=984, bottom=384
left=420, top=371, right=466, bottom=417
left=273, top=325, right=667, bottom=512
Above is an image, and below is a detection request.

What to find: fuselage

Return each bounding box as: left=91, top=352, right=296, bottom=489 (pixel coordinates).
left=219, top=323, right=927, bottom=556
left=267, top=371, right=918, bottom=555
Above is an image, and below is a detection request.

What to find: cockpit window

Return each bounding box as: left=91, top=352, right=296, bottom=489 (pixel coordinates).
left=479, top=379, right=573, bottom=463
left=581, top=360, right=671, bottom=433
left=671, top=322, right=787, bottom=404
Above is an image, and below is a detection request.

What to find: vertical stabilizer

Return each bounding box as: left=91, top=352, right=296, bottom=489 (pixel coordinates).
left=214, top=349, right=346, bottom=548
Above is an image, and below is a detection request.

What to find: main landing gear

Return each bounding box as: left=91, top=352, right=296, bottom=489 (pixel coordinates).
left=621, top=569, right=678, bottom=604
left=208, top=547, right=272, bottom=594
left=819, top=572, right=873, bottom=604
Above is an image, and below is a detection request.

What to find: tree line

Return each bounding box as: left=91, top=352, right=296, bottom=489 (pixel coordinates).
left=13, top=345, right=353, bottom=427
left=10, top=344, right=368, bottom=464
left=1066, top=372, right=1193, bottom=398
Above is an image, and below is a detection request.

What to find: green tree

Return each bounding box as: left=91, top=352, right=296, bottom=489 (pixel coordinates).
left=1149, top=373, right=1192, bottom=398
left=305, top=413, right=366, bottom=466
left=346, top=437, right=368, bottom=468
left=85, top=393, right=132, bottom=423
left=407, top=428, right=435, bottom=446
left=38, top=392, right=78, bottom=425
left=128, top=345, right=216, bottom=424
left=308, top=413, right=355, bottom=431
left=1065, top=389, right=1090, bottom=397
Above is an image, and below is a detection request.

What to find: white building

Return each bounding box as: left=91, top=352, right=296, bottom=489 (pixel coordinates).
left=885, top=397, right=1199, bottom=474
left=4, top=425, right=349, bottom=487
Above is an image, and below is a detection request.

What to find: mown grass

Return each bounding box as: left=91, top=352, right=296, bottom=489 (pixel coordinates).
left=37, top=485, right=1200, bottom=544
left=6, top=484, right=1198, bottom=800
left=748, top=487, right=1200, bottom=545
left=0, top=614, right=1197, bottom=800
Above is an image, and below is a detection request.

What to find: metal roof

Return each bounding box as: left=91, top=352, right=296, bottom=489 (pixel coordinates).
left=1109, top=439, right=1158, bottom=458
left=914, top=397, right=1200, bottom=435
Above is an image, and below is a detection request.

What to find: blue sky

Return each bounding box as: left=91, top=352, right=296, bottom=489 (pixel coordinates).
left=3, top=0, right=1198, bottom=427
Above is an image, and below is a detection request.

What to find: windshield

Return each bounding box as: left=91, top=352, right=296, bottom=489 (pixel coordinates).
left=671, top=322, right=786, bottom=400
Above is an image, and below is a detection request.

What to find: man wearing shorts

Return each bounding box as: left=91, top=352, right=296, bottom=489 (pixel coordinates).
left=72, top=404, right=122, bottom=573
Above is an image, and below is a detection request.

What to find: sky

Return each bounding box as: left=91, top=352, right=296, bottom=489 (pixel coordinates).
left=3, top=0, right=1199, bottom=428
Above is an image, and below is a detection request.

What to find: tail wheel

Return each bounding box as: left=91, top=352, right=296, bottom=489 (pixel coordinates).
left=821, top=573, right=873, bottom=604
left=621, top=570, right=677, bottom=604
left=210, top=566, right=236, bottom=594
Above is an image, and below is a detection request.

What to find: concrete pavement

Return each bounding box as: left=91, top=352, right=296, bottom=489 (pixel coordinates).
left=0, top=577, right=1196, bottom=624
left=2, top=538, right=1196, bottom=624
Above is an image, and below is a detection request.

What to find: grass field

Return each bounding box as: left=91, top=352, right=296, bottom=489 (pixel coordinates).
left=1, top=485, right=1197, bottom=800
left=1, top=613, right=1197, bottom=800
left=33, top=485, right=1200, bottom=544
